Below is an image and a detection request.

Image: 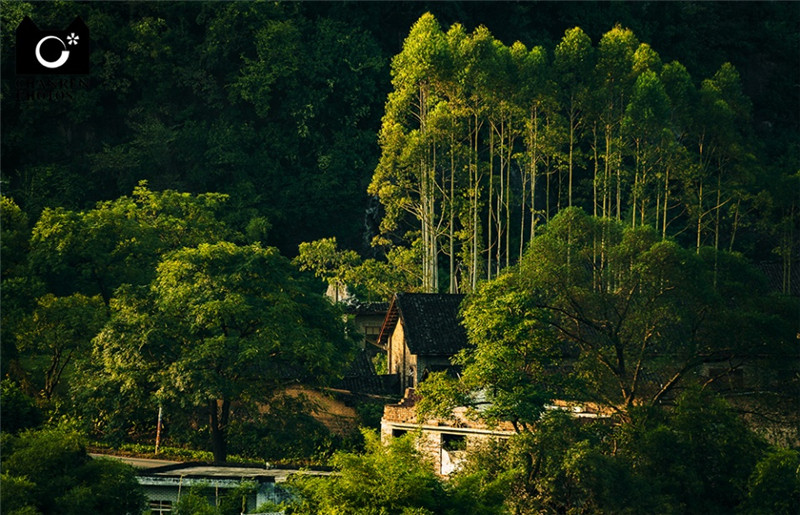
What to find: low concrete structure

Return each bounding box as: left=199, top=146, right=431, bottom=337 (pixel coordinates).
left=91, top=454, right=305, bottom=512
left=134, top=462, right=329, bottom=514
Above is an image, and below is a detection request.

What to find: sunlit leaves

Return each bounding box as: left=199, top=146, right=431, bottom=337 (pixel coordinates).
left=16, top=293, right=105, bottom=400
left=89, top=241, right=356, bottom=461
left=29, top=182, right=231, bottom=303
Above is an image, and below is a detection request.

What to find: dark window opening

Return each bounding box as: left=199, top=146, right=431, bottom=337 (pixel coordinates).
left=392, top=428, right=407, bottom=438
left=442, top=433, right=466, bottom=452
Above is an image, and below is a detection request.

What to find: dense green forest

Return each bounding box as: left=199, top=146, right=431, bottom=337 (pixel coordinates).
left=2, top=2, right=799, bottom=514
left=369, top=12, right=798, bottom=293
left=2, top=2, right=798, bottom=263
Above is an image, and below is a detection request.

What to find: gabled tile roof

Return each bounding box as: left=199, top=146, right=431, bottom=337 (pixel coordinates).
left=378, top=293, right=468, bottom=356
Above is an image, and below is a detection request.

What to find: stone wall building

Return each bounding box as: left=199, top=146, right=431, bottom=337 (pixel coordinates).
left=380, top=389, right=515, bottom=476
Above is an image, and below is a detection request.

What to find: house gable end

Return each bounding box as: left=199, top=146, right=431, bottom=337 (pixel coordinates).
left=394, top=293, right=467, bottom=356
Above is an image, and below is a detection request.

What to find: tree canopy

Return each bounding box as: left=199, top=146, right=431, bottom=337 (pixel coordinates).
left=0, top=428, right=145, bottom=515
left=368, top=12, right=797, bottom=294
left=88, top=242, right=356, bottom=463
left=423, top=208, right=796, bottom=427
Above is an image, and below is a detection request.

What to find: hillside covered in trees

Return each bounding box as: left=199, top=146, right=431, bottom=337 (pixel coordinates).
left=2, top=2, right=798, bottom=267
left=1, top=2, right=799, bottom=514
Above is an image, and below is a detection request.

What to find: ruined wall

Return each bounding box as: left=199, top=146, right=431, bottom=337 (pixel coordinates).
left=381, top=389, right=515, bottom=476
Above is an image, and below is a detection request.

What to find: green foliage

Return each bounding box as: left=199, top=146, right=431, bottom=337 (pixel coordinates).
left=295, top=237, right=361, bottom=285
left=449, top=392, right=779, bottom=514
left=295, top=237, right=421, bottom=301
left=743, top=448, right=800, bottom=515
left=0, top=472, right=39, bottom=515
left=451, top=208, right=789, bottom=418
left=173, top=486, right=218, bottom=515
left=226, top=394, right=344, bottom=463
left=171, top=482, right=261, bottom=515
left=414, top=371, right=470, bottom=423
left=1, top=196, right=43, bottom=376
left=0, top=380, right=43, bottom=434
left=29, top=182, right=231, bottom=303
left=1, top=196, right=30, bottom=280
left=291, top=429, right=488, bottom=514
left=353, top=399, right=387, bottom=430
left=16, top=293, right=106, bottom=400
left=369, top=9, right=798, bottom=293
left=3, top=3, right=385, bottom=253
left=0, top=428, right=145, bottom=514
left=620, top=390, right=767, bottom=514
left=88, top=241, right=356, bottom=462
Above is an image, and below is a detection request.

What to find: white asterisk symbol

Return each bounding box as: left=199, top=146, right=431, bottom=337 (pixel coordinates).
left=66, top=33, right=79, bottom=45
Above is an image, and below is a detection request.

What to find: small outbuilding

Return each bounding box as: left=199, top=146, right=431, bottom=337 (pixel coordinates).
left=136, top=462, right=330, bottom=513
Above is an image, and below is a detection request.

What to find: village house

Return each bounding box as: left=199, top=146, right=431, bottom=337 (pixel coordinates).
left=89, top=454, right=329, bottom=514
left=376, top=293, right=512, bottom=476
left=377, top=293, right=467, bottom=393
left=376, top=292, right=611, bottom=476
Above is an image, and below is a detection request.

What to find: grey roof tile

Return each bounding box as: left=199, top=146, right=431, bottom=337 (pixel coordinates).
left=380, top=293, right=468, bottom=356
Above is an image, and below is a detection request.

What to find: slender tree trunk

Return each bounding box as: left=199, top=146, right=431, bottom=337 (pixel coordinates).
left=783, top=204, right=796, bottom=294
left=472, top=113, right=480, bottom=291
left=506, top=117, right=512, bottom=269
left=632, top=140, right=639, bottom=228
left=593, top=122, right=599, bottom=218
left=546, top=117, right=552, bottom=222
left=420, top=83, right=438, bottom=293
left=530, top=105, right=539, bottom=242
left=520, top=170, right=527, bottom=261
left=497, top=119, right=504, bottom=276
left=546, top=156, right=551, bottom=222
left=662, top=166, right=670, bottom=239
left=568, top=105, right=575, bottom=208
left=487, top=126, right=494, bottom=281
left=729, top=198, right=741, bottom=252
left=209, top=398, right=231, bottom=464
left=714, top=171, right=722, bottom=252
left=713, top=170, right=722, bottom=287
left=640, top=168, right=647, bottom=227
left=44, top=348, right=73, bottom=400
left=616, top=147, right=622, bottom=221
left=431, top=141, right=438, bottom=292
left=696, top=181, right=704, bottom=254
left=449, top=134, right=456, bottom=293
left=604, top=125, right=611, bottom=219
left=420, top=87, right=430, bottom=291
